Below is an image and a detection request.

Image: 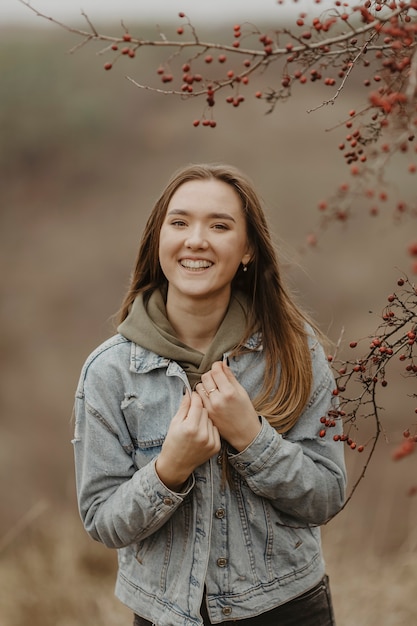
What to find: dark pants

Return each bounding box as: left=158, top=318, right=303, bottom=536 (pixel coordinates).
left=133, top=575, right=336, bottom=625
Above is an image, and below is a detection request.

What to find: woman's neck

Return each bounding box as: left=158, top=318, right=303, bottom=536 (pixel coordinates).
left=166, top=292, right=230, bottom=353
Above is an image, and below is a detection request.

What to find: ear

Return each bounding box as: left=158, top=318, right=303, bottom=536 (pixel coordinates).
left=241, top=251, right=252, bottom=266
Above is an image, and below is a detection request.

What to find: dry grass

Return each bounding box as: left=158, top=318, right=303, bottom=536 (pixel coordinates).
left=0, top=507, right=131, bottom=626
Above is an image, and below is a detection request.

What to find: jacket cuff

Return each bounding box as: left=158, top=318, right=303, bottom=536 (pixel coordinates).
left=151, top=457, right=195, bottom=500
left=227, top=416, right=281, bottom=475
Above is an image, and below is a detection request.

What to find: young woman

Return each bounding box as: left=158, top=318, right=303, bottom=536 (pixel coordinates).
left=73, top=163, right=346, bottom=626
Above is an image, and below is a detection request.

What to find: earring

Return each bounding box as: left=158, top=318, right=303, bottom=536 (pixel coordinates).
left=242, top=264, right=248, bottom=272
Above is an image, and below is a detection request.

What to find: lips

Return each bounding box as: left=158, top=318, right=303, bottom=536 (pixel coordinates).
left=180, top=259, right=213, bottom=270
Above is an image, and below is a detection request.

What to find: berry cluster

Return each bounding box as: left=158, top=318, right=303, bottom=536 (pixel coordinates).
left=322, top=274, right=417, bottom=500
left=20, top=2, right=417, bottom=211
left=318, top=410, right=365, bottom=452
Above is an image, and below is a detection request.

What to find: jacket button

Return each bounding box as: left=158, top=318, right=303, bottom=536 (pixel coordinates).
left=163, top=497, right=173, bottom=506
left=216, top=557, right=228, bottom=567
left=215, top=508, right=225, bottom=519
left=222, top=607, right=232, bottom=616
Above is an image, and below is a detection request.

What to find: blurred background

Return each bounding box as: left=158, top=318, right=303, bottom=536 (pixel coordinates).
left=1, top=1, right=416, bottom=625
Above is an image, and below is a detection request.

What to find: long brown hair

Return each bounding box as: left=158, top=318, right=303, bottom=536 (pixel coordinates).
left=118, top=163, right=322, bottom=433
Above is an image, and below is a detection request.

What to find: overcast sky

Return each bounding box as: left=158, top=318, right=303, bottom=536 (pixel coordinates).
left=1, top=0, right=327, bottom=26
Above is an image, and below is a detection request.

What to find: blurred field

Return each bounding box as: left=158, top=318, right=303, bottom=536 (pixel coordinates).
left=0, top=20, right=416, bottom=626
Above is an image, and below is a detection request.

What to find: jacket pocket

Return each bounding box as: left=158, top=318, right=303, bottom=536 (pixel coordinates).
left=268, top=508, right=321, bottom=579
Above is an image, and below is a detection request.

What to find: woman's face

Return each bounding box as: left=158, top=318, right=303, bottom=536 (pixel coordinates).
left=159, top=178, right=251, bottom=307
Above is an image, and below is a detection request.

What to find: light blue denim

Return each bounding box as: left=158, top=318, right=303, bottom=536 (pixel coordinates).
left=73, top=330, right=346, bottom=626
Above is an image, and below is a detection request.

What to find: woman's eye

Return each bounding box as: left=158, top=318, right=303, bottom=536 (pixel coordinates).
left=171, top=220, right=186, bottom=227
left=212, top=223, right=228, bottom=231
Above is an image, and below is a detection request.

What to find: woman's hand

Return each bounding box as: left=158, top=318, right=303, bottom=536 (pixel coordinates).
left=196, top=360, right=262, bottom=452
left=155, top=391, right=221, bottom=491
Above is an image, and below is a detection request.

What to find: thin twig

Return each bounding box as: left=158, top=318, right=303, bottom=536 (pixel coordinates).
left=307, top=38, right=373, bottom=113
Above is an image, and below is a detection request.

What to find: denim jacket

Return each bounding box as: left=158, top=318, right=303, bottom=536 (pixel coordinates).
left=73, top=331, right=346, bottom=626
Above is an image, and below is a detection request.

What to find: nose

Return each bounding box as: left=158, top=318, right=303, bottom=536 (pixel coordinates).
left=185, top=225, right=209, bottom=250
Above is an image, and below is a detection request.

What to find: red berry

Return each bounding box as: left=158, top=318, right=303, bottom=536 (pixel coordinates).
left=408, top=241, right=417, bottom=257
left=306, top=233, right=317, bottom=247
left=104, top=62, right=113, bottom=71
left=123, top=33, right=132, bottom=42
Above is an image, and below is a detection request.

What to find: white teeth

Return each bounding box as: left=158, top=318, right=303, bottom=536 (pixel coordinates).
left=180, top=259, right=212, bottom=269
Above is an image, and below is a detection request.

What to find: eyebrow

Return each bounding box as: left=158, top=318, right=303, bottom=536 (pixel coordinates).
left=166, top=209, right=236, bottom=222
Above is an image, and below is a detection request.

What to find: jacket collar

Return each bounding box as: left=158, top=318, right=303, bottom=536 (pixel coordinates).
left=127, top=333, right=263, bottom=374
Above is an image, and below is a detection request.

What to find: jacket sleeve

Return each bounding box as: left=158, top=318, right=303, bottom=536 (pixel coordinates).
left=227, top=341, right=347, bottom=525
left=72, top=353, right=194, bottom=550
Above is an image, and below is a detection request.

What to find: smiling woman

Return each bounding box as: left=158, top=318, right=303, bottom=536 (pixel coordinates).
left=158, top=178, right=252, bottom=347
left=73, top=163, right=346, bottom=626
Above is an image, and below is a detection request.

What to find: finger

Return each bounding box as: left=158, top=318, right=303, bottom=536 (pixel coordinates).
left=188, top=390, right=205, bottom=414
left=200, top=372, right=217, bottom=395
left=194, top=383, right=211, bottom=407
left=175, top=389, right=191, bottom=421
left=209, top=421, right=221, bottom=451
left=209, top=360, right=234, bottom=391
left=200, top=413, right=220, bottom=447
left=219, top=359, right=236, bottom=380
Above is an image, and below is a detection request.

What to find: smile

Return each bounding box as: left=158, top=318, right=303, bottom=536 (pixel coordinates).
left=180, top=259, right=213, bottom=270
